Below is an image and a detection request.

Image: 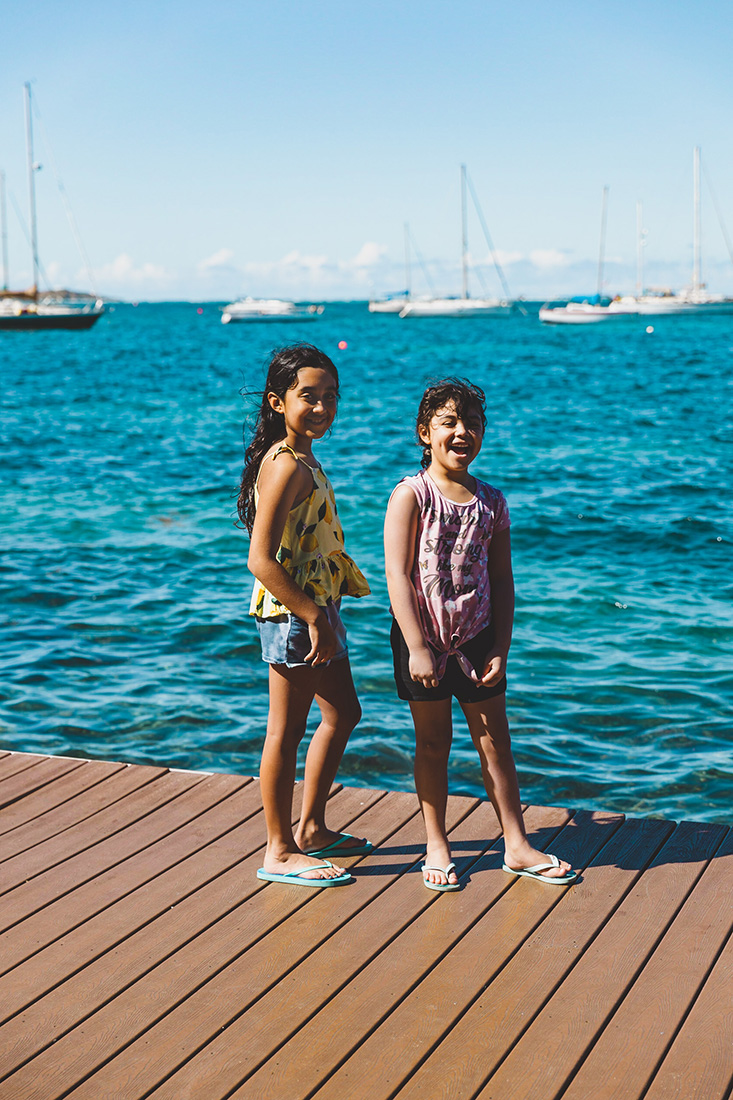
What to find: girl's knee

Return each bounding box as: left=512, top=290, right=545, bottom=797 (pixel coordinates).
left=415, top=731, right=452, bottom=762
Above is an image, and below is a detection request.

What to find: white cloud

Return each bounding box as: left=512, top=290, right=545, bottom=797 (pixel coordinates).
left=529, top=249, right=571, bottom=269
left=199, top=248, right=235, bottom=271
left=344, top=241, right=388, bottom=268
left=243, top=250, right=330, bottom=278
left=97, top=253, right=167, bottom=283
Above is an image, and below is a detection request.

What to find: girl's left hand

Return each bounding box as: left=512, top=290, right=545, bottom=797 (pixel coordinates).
left=480, top=653, right=506, bottom=686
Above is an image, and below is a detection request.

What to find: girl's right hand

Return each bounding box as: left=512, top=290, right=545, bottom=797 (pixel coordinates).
left=409, top=646, right=439, bottom=689
left=305, top=612, right=338, bottom=665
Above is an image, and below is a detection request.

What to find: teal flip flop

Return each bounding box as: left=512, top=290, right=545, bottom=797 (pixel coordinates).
left=303, top=833, right=374, bottom=858
left=256, top=860, right=353, bottom=887
left=422, top=862, right=460, bottom=892
left=502, top=854, right=577, bottom=885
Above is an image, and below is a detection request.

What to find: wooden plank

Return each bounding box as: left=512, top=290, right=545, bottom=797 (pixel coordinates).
left=191, top=804, right=571, bottom=1100
left=472, top=819, right=729, bottom=1100
left=0, top=783, right=380, bottom=1038
left=311, top=809, right=626, bottom=1100
left=0, top=770, right=256, bottom=985
left=0, top=768, right=202, bottom=905
left=0, top=773, right=251, bottom=973
left=643, top=928, right=733, bottom=1100
left=231, top=805, right=574, bottom=1100
left=392, top=814, right=675, bottom=1100
left=0, top=755, right=87, bottom=812
left=561, top=826, right=733, bottom=1100
left=0, top=758, right=128, bottom=840
left=59, top=790, right=476, bottom=1100
left=0, top=753, right=50, bottom=795
left=0, top=763, right=169, bottom=860
left=0, top=786, right=409, bottom=1100
left=0, top=782, right=267, bottom=1031
left=0, top=765, right=168, bottom=866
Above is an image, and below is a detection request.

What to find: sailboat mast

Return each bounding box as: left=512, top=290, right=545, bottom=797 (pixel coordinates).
left=0, top=170, right=8, bottom=291
left=636, top=200, right=644, bottom=297
left=403, top=222, right=411, bottom=298
left=460, top=164, right=468, bottom=299
left=24, top=82, right=40, bottom=297
left=692, top=146, right=701, bottom=293
left=597, top=185, right=609, bottom=298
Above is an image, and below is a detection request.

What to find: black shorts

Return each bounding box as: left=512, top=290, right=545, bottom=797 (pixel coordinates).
left=390, top=618, right=507, bottom=703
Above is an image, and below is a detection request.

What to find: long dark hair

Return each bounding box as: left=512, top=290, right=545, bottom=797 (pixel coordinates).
left=416, top=378, right=486, bottom=468
left=237, top=343, right=339, bottom=533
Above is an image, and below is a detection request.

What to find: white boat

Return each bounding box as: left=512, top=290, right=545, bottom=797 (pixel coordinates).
left=369, top=224, right=417, bottom=313
left=368, top=292, right=409, bottom=314
left=221, top=297, right=325, bottom=324
left=399, top=166, right=513, bottom=318
left=539, top=296, right=639, bottom=325
left=632, top=150, right=733, bottom=315
left=0, top=290, right=105, bottom=330
left=401, top=296, right=511, bottom=318
left=0, top=84, right=104, bottom=332
left=539, top=188, right=640, bottom=325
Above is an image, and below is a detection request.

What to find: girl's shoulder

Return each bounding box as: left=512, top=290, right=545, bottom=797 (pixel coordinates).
left=257, top=443, right=316, bottom=492
left=387, top=471, right=424, bottom=509
left=475, top=478, right=510, bottom=526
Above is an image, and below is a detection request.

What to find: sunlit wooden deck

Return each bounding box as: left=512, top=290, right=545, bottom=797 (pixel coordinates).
left=0, top=749, right=730, bottom=1100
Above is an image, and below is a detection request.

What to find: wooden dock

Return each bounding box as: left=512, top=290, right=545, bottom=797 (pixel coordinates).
left=0, top=749, right=730, bottom=1100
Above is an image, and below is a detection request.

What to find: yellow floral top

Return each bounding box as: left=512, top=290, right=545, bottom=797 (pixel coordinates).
left=249, top=444, right=370, bottom=619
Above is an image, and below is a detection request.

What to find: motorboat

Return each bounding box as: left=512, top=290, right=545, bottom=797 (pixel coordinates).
left=221, top=298, right=325, bottom=323
left=539, top=296, right=639, bottom=325
left=0, top=84, right=105, bottom=332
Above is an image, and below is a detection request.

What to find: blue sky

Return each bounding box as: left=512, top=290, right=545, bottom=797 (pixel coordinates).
left=2, top=1, right=733, bottom=300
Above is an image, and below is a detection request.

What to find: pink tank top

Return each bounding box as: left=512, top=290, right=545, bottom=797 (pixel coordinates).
left=398, top=469, right=510, bottom=681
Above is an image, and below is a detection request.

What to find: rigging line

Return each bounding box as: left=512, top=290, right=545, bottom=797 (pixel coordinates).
left=464, top=169, right=513, bottom=301
left=405, top=224, right=437, bottom=296
left=8, top=189, right=51, bottom=290
left=31, top=90, right=99, bottom=294
left=701, top=159, right=733, bottom=271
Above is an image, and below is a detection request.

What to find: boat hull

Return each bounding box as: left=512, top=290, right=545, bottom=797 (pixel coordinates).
left=400, top=298, right=512, bottom=318
left=0, top=310, right=103, bottom=330
left=368, top=299, right=407, bottom=313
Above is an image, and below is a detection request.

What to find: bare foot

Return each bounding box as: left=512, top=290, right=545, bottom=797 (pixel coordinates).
left=422, top=843, right=459, bottom=888
left=261, top=852, right=347, bottom=880
left=295, top=827, right=371, bottom=855
left=504, top=841, right=574, bottom=880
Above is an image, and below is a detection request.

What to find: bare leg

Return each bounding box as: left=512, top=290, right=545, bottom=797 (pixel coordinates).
left=410, top=699, right=458, bottom=888
left=259, top=662, right=344, bottom=880
left=295, top=657, right=367, bottom=853
left=460, top=694, right=572, bottom=879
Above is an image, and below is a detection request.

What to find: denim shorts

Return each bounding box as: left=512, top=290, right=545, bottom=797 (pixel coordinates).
left=256, top=601, right=348, bottom=667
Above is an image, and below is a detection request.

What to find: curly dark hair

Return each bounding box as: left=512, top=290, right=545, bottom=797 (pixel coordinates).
left=237, top=343, right=339, bottom=533
left=416, top=378, right=487, bottom=468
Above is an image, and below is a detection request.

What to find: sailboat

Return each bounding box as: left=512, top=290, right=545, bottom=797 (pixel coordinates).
left=633, top=148, right=733, bottom=315
left=0, top=85, right=104, bottom=331
left=368, top=224, right=411, bottom=313
left=399, top=166, right=513, bottom=317
left=539, top=187, right=638, bottom=324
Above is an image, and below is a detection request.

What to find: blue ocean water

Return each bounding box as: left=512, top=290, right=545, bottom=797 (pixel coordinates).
left=1, top=302, right=731, bottom=822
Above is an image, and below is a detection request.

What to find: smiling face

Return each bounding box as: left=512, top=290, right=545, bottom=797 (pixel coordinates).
left=268, top=366, right=339, bottom=446
left=419, top=399, right=484, bottom=473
